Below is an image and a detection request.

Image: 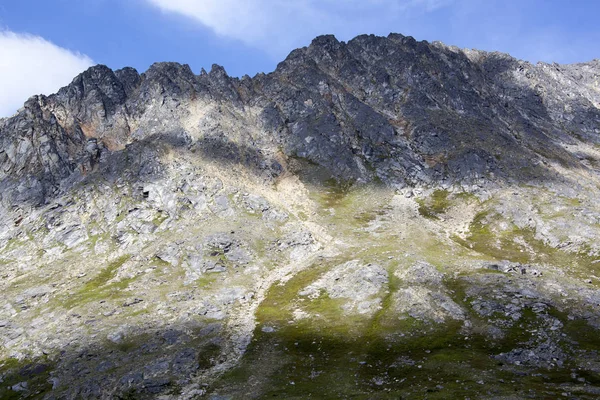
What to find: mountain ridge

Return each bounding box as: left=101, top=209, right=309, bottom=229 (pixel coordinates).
left=1, top=33, right=599, bottom=209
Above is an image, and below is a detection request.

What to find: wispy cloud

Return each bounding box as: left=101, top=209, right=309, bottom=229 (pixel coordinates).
left=0, top=30, right=94, bottom=117
left=145, top=0, right=453, bottom=56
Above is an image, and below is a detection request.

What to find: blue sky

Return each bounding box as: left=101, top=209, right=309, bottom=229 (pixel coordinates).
left=0, top=0, right=599, bottom=116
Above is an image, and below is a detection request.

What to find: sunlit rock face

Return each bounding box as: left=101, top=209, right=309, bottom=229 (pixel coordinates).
left=1, top=33, right=600, bottom=399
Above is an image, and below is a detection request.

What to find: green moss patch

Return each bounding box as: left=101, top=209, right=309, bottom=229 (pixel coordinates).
left=0, top=358, right=53, bottom=400
left=417, top=189, right=451, bottom=219
left=60, top=255, right=133, bottom=309
left=210, top=269, right=600, bottom=398
left=454, top=210, right=600, bottom=281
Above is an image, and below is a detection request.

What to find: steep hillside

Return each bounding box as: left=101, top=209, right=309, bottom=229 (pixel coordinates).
left=1, top=33, right=600, bottom=399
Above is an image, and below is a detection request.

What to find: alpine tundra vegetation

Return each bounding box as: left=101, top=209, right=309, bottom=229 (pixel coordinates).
left=1, top=33, right=600, bottom=398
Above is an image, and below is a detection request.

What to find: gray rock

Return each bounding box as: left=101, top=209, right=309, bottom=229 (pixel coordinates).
left=11, top=381, right=28, bottom=392
left=21, top=285, right=52, bottom=299
left=156, top=244, right=181, bottom=267
left=395, top=261, right=444, bottom=285
left=300, top=260, right=388, bottom=315
left=210, top=195, right=234, bottom=217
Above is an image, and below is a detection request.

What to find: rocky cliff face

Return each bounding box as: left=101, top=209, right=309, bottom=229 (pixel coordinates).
left=1, top=34, right=600, bottom=399
left=3, top=34, right=599, bottom=206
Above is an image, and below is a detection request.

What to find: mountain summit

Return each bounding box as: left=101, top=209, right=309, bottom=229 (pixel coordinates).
left=3, top=33, right=599, bottom=206
left=1, top=34, right=600, bottom=399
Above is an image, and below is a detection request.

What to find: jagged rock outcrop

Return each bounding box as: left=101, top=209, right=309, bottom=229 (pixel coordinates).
left=2, top=33, right=599, bottom=208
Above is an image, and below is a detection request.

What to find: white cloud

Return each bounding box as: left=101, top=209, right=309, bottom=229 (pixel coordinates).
left=0, top=31, right=94, bottom=118
left=145, top=0, right=452, bottom=56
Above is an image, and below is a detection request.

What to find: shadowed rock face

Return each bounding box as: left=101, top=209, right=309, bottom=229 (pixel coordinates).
left=2, top=34, right=600, bottom=399
left=1, top=33, right=599, bottom=207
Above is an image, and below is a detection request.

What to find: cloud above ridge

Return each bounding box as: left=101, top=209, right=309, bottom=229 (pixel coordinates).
left=0, top=30, right=94, bottom=117
left=145, top=0, right=452, bottom=56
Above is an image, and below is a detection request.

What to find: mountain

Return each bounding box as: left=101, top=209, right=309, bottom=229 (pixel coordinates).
left=1, top=33, right=600, bottom=399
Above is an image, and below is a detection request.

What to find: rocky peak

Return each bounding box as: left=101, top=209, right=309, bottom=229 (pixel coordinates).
left=208, top=63, right=228, bottom=78
left=142, top=62, right=196, bottom=89
left=114, top=66, right=141, bottom=96
left=0, top=33, right=599, bottom=207
left=307, top=34, right=344, bottom=57
left=53, top=64, right=129, bottom=113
